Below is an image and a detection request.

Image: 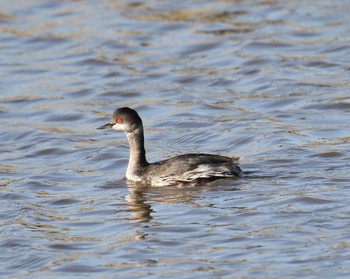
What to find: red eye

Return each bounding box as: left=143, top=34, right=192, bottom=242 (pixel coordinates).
left=117, top=118, right=123, bottom=124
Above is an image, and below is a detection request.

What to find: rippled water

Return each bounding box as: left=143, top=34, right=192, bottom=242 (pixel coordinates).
left=1, top=0, right=350, bottom=278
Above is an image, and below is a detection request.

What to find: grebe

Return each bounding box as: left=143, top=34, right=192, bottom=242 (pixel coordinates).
left=98, top=107, right=241, bottom=186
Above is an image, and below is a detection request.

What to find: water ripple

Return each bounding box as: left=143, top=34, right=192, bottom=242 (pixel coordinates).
left=1, top=0, right=350, bottom=278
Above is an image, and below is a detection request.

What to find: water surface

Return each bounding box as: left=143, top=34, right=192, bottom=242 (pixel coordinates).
left=1, top=0, right=350, bottom=278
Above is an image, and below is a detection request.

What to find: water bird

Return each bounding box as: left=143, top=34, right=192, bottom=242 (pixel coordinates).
left=98, top=107, right=242, bottom=186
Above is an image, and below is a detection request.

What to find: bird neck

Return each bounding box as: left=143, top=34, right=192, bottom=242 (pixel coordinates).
left=125, top=127, right=148, bottom=177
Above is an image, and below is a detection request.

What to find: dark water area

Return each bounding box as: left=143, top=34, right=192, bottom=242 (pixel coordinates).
left=1, top=0, right=350, bottom=278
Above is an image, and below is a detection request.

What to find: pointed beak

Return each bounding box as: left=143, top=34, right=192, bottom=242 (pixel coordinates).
left=97, top=123, right=113, bottom=130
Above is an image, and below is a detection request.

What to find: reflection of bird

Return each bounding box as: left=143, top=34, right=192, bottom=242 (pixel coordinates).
left=98, top=107, right=241, bottom=186
left=125, top=187, right=153, bottom=223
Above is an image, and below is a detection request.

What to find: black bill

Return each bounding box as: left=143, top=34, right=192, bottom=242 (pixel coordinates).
left=97, top=123, right=113, bottom=130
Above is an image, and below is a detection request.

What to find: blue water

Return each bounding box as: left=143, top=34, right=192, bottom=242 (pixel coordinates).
left=1, top=0, right=350, bottom=278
